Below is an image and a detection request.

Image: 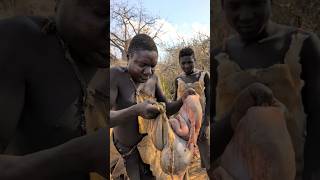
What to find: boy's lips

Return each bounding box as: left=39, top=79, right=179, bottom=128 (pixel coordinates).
left=140, top=76, right=149, bottom=81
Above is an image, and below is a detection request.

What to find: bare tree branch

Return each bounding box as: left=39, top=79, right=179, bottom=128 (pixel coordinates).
left=152, top=22, right=164, bottom=39
left=110, top=0, right=163, bottom=61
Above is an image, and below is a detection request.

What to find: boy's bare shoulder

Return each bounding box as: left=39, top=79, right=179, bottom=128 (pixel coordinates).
left=110, top=66, right=129, bottom=86
left=110, top=66, right=126, bottom=75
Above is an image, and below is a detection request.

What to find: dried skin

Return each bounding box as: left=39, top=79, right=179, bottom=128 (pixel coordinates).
left=158, top=95, right=203, bottom=176
left=169, top=94, right=203, bottom=151
left=216, top=107, right=295, bottom=180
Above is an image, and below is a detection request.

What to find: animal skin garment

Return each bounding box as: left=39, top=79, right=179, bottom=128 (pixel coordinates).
left=150, top=95, right=203, bottom=176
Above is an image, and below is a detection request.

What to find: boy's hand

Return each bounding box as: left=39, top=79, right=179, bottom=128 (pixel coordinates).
left=136, top=100, right=160, bottom=119
left=231, top=82, right=275, bottom=129
left=181, top=88, right=196, bottom=102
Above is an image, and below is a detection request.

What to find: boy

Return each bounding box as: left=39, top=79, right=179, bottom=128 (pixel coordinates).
left=0, top=0, right=108, bottom=179
left=212, top=0, right=320, bottom=179
left=174, top=47, right=210, bottom=170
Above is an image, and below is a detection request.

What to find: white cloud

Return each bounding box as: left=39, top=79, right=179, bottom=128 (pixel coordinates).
left=151, top=19, right=210, bottom=61
left=191, top=22, right=210, bottom=36
left=110, top=17, right=209, bottom=61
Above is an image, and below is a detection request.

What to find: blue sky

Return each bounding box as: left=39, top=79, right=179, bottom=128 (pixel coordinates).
left=137, top=0, right=210, bottom=26
left=111, top=0, right=210, bottom=60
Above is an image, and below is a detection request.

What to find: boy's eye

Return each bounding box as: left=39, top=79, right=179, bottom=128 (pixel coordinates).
left=184, top=61, right=192, bottom=65
left=138, top=63, right=145, bottom=67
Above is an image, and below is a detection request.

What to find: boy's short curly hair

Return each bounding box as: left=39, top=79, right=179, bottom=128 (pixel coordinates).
left=127, top=34, right=158, bottom=59
left=179, top=47, right=195, bottom=60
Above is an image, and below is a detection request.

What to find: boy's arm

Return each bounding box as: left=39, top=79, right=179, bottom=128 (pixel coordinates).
left=0, top=128, right=107, bottom=179
left=204, top=72, right=211, bottom=126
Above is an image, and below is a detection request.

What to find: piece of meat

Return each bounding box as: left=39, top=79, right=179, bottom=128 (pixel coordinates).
left=230, top=82, right=275, bottom=130
left=209, top=82, right=295, bottom=180
left=160, top=133, right=193, bottom=176
left=217, top=106, right=295, bottom=180
left=169, top=115, right=189, bottom=141
left=158, top=94, right=203, bottom=176
left=169, top=94, right=203, bottom=151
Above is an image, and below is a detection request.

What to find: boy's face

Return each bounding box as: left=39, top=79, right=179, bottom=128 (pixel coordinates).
left=223, top=0, right=271, bottom=40
left=180, top=55, right=195, bottom=75
left=128, top=50, right=158, bottom=83
left=56, top=0, right=108, bottom=67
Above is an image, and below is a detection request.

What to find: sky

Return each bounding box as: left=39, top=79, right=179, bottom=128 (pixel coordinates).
left=111, top=0, right=210, bottom=60
left=138, top=0, right=210, bottom=25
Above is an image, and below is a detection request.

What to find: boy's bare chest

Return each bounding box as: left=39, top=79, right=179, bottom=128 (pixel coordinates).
left=117, top=76, right=157, bottom=108
left=227, top=38, right=290, bottom=69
